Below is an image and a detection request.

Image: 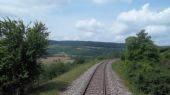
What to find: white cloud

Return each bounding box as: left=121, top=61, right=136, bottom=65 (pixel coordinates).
left=117, top=3, right=170, bottom=25
left=75, top=18, right=105, bottom=32
left=117, top=3, right=153, bottom=24
left=111, top=21, right=128, bottom=34
left=74, top=3, right=170, bottom=45
left=110, top=3, right=170, bottom=45
left=145, top=25, right=169, bottom=37
left=0, top=0, right=71, bottom=16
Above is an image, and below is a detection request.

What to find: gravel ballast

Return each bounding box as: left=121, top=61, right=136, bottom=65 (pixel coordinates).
left=60, top=60, right=132, bottom=95
left=106, top=60, right=132, bottom=95
left=60, top=63, right=101, bottom=95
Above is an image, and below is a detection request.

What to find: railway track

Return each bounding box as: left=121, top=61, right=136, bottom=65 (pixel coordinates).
left=82, top=61, right=109, bottom=95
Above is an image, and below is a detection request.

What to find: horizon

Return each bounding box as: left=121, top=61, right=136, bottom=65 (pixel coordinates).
left=0, top=0, right=170, bottom=45
left=49, top=40, right=170, bottom=47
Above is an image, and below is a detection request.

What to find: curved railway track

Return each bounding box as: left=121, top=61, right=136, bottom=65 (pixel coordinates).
left=82, top=61, right=109, bottom=95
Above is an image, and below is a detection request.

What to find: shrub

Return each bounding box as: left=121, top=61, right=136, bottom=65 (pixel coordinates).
left=74, top=57, right=85, bottom=64
left=123, top=61, right=170, bottom=95
left=40, top=62, right=73, bottom=81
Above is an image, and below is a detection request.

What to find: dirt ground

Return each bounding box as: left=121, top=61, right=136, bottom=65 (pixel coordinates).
left=40, top=55, right=74, bottom=64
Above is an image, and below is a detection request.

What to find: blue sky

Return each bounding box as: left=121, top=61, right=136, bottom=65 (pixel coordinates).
left=0, top=0, right=170, bottom=45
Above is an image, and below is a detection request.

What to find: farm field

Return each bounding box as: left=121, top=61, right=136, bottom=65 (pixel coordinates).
left=40, top=55, right=73, bottom=64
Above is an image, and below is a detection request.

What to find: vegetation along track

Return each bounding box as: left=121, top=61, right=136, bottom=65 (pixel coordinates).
left=82, top=60, right=110, bottom=95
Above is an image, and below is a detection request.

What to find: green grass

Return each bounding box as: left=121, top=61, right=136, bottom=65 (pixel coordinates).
left=112, top=60, right=146, bottom=95
left=30, top=59, right=100, bottom=95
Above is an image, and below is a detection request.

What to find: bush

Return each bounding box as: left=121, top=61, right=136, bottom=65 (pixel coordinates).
left=40, top=62, right=73, bottom=81
left=122, top=60, right=170, bottom=95
left=74, top=57, right=85, bottom=64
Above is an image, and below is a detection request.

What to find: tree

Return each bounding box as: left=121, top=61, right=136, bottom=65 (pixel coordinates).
left=121, top=30, right=170, bottom=95
left=0, top=18, right=49, bottom=95
left=125, top=36, right=138, bottom=61
left=124, top=29, right=160, bottom=62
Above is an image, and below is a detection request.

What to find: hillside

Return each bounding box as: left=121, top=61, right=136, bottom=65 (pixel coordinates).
left=47, top=40, right=125, bottom=58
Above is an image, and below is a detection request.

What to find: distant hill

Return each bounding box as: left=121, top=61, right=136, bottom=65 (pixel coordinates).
left=48, top=40, right=125, bottom=48
left=47, top=40, right=125, bottom=58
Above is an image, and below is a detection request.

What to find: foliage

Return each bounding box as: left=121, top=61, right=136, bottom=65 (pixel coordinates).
left=0, top=18, right=48, bottom=95
left=40, top=57, right=87, bottom=83
left=160, top=48, right=170, bottom=61
left=74, top=57, right=85, bottom=64
left=40, top=62, right=73, bottom=81
left=112, top=61, right=145, bottom=95
left=124, top=30, right=160, bottom=62
left=121, top=30, right=170, bottom=95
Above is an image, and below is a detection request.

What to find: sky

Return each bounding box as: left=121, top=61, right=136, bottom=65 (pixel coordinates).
left=0, top=0, right=170, bottom=45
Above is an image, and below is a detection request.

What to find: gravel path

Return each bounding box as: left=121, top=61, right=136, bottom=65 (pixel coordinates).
left=106, top=60, right=132, bottom=95
left=60, top=62, right=101, bottom=95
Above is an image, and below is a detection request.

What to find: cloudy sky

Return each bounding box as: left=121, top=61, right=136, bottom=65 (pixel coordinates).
left=0, top=0, right=170, bottom=45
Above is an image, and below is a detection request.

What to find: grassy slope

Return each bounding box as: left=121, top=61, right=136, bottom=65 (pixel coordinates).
left=112, top=61, right=145, bottom=95
left=30, top=59, right=100, bottom=95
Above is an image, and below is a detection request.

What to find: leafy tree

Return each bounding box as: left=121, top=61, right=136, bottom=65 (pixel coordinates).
left=125, top=36, right=138, bottom=61
left=0, top=18, right=48, bottom=95
left=122, top=30, right=170, bottom=95
left=125, top=30, right=160, bottom=62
